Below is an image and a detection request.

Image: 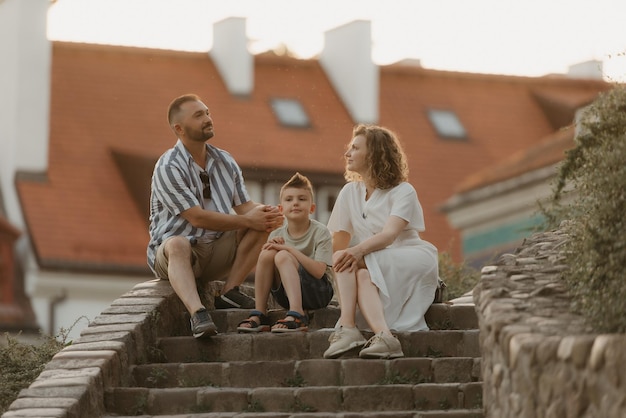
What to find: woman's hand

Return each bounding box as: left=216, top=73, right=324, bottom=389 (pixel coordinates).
left=333, top=247, right=365, bottom=273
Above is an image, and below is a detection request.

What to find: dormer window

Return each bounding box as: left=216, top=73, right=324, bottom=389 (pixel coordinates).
left=270, top=98, right=310, bottom=128
left=427, top=109, right=467, bottom=140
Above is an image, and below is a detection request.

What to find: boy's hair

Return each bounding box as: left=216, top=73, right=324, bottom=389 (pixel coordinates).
left=280, top=172, right=314, bottom=200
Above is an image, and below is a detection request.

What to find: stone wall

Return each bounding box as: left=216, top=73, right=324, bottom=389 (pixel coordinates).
left=474, top=227, right=626, bottom=418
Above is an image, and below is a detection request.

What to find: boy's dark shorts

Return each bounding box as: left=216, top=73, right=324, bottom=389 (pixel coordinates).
left=271, top=265, right=334, bottom=311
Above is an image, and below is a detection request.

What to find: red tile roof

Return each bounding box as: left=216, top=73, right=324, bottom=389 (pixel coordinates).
left=15, top=42, right=610, bottom=270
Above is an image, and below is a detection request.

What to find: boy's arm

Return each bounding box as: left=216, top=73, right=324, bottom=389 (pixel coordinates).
left=284, top=247, right=328, bottom=280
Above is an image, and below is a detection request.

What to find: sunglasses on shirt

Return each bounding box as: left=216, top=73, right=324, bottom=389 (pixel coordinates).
left=199, top=171, right=211, bottom=199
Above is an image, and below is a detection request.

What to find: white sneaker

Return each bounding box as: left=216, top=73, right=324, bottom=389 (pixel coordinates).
left=359, top=332, right=404, bottom=359
left=323, top=326, right=367, bottom=359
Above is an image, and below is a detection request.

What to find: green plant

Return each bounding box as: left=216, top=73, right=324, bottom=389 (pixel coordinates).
left=438, top=251, right=480, bottom=300
left=439, top=397, right=452, bottom=409
left=0, top=330, right=68, bottom=414
left=415, top=397, right=429, bottom=409
left=146, top=366, right=169, bottom=387
left=289, top=398, right=316, bottom=412
left=379, top=369, right=429, bottom=385
left=178, top=376, right=215, bottom=388
left=129, top=393, right=148, bottom=416
left=245, top=400, right=265, bottom=412
left=426, top=346, right=444, bottom=358
left=541, top=85, right=626, bottom=333
left=283, top=372, right=306, bottom=387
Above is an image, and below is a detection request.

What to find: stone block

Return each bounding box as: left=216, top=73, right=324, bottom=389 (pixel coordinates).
left=341, top=359, right=386, bottom=385
left=178, top=362, right=224, bottom=388
left=460, top=382, right=484, bottom=409
left=388, top=358, right=433, bottom=384
left=1, top=408, right=68, bottom=417
left=295, top=386, right=342, bottom=412
left=401, top=330, right=463, bottom=358
left=307, top=329, right=335, bottom=358
left=556, top=335, right=596, bottom=368
left=296, top=359, right=341, bottom=386
left=146, top=387, right=197, bottom=414
left=91, top=313, right=150, bottom=326
left=104, top=387, right=148, bottom=415
left=252, top=332, right=308, bottom=361
left=197, top=387, right=249, bottom=412
left=111, top=297, right=164, bottom=306
left=449, top=304, right=479, bottom=330
left=342, top=385, right=414, bottom=411
left=250, top=387, right=296, bottom=412
left=432, top=358, right=474, bottom=383
left=413, top=383, right=460, bottom=410
left=133, top=363, right=180, bottom=388
left=226, top=360, right=296, bottom=387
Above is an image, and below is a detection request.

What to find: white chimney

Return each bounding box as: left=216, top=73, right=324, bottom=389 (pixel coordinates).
left=0, top=0, right=51, bottom=227
left=568, top=60, right=603, bottom=80
left=320, top=20, right=379, bottom=124
left=209, top=17, right=253, bottom=96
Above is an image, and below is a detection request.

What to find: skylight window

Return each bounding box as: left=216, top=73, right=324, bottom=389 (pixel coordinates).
left=427, top=109, right=467, bottom=139
left=271, top=98, right=310, bottom=128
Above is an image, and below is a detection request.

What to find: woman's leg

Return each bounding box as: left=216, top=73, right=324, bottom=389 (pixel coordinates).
left=333, top=250, right=359, bottom=327
left=355, top=269, right=391, bottom=335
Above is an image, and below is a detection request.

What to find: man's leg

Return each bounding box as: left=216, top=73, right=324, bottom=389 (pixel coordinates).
left=162, top=236, right=204, bottom=315
left=157, top=236, right=217, bottom=338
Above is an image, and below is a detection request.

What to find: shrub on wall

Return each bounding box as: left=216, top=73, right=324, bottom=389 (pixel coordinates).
left=542, top=86, right=626, bottom=333
left=438, top=251, right=480, bottom=300
left=0, top=333, right=66, bottom=414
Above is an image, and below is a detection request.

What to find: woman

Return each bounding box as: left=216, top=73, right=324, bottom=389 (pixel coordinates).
left=323, top=124, right=439, bottom=359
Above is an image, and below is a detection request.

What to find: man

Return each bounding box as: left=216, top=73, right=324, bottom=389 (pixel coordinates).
left=147, top=93, right=283, bottom=338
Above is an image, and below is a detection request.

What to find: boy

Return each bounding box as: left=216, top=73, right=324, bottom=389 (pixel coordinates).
left=237, top=172, right=334, bottom=333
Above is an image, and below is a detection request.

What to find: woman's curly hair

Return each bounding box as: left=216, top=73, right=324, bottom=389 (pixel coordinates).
left=344, top=124, right=409, bottom=189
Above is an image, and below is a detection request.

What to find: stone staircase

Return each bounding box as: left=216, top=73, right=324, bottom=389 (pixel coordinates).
left=3, top=279, right=484, bottom=418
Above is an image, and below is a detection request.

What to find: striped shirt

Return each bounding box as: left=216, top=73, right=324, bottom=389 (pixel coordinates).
left=147, top=139, right=250, bottom=274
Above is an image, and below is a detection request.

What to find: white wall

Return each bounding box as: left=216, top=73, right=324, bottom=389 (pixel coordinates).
left=28, top=268, right=147, bottom=340
left=0, top=0, right=51, bottom=227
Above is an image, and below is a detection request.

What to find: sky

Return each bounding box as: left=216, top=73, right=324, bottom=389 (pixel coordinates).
left=47, top=0, right=626, bottom=82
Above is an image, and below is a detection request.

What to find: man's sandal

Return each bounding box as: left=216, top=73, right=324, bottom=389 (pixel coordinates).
left=271, top=310, right=309, bottom=333
left=237, top=310, right=271, bottom=333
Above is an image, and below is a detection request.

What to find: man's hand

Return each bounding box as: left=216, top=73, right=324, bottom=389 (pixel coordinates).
left=245, top=205, right=284, bottom=232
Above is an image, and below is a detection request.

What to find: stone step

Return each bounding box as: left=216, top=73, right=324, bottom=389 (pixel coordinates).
left=177, top=304, right=478, bottom=336
left=132, top=357, right=481, bottom=389
left=104, top=382, right=484, bottom=416
left=151, top=329, right=481, bottom=363
left=103, top=410, right=484, bottom=418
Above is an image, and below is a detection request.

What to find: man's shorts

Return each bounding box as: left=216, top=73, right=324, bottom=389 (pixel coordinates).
left=154, top=230, right=239, bottom=281
left=271, top=265, right=334, bottom=311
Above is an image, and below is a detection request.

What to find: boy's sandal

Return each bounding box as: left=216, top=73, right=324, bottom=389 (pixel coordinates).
left=237, top=310, right=271, bottom=333
left=271, top=310, right=309, bottom=333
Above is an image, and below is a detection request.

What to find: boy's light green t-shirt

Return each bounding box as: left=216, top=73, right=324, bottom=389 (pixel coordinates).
left=268, top=219, right=334, bottom=278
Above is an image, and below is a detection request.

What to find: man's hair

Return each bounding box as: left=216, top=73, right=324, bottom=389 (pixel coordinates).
left=167, top=93, right=202, bottom=126
left=280, top=172, right=314, bottom=200
left=345, top=124, right=409, bottom=189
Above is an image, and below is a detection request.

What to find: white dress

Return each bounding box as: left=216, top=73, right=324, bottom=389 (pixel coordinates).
left=327, top=181, right=439, bottom=332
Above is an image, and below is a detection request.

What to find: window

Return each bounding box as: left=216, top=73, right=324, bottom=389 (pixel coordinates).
left=427, top=109, right=467, bottom=139
left=270, top=98, right=310, bottom=128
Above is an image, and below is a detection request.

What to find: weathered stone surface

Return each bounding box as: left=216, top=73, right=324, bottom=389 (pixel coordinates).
left=476, top=226, right=626, bottom=418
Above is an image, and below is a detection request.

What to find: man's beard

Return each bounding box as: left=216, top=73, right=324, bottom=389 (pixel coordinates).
left=186, top=125, right=214, bottom=142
